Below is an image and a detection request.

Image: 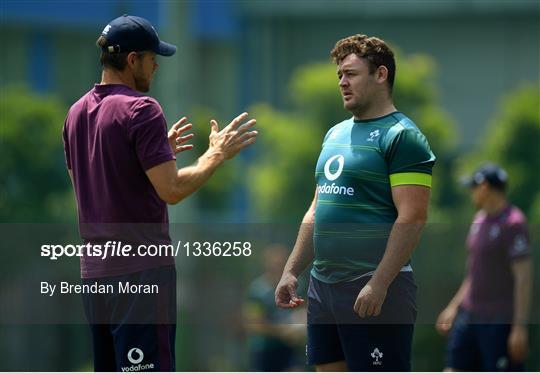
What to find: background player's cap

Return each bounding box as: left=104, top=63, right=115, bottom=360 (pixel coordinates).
left=99, top=15, right=176, bottom=56
left=461, top=162, right=508, bottom=188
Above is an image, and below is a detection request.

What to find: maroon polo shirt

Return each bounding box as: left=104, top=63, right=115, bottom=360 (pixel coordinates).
left=461, top=204, right=531, bottom=319
left=63, top=84, right=176, bottom=278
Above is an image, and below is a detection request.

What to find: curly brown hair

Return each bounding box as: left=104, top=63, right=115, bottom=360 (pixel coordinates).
left=330, top=34, right=396, bottom=92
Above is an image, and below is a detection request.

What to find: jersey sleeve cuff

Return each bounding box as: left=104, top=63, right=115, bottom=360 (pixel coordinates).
left=390, top=172, right=432, bottom=188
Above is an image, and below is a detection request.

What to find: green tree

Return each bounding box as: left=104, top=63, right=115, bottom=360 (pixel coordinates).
left=531, top=194, right=540, bottom=226
left=247, top=104, right=321, bottom=221
left=0, top=86, right=74, bottom=222
left=457, top=84, right=540, bottom=216
left=176, top=106, right=239, bottom=212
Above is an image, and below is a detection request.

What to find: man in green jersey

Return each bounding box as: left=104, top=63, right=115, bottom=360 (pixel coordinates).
left=275, top=34, right=435, bottom=371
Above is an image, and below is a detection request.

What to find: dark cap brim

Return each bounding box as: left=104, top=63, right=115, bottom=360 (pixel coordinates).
left=156, top=41, right=176, bottom=56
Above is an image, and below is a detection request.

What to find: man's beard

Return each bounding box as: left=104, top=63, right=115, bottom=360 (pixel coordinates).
left=134, top=72, right=151, bottom=93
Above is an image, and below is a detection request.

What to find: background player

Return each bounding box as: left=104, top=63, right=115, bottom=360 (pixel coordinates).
left=436, top=163, right=532, bottom=371
left=244, top=245, right=305, bottom=371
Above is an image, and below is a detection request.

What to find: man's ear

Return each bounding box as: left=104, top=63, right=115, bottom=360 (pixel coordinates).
left=126, top=51, right=139, bottom=69
left=376, top=65, right=389, bottom=84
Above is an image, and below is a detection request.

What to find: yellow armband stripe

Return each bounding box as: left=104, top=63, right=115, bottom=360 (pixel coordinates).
left=389, top=172, right=432, bottom=188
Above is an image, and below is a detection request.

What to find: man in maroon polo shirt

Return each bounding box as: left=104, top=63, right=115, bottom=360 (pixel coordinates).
left=436, top=163, right=533, bottom=371
left=62, top=15, right=257, bottom=371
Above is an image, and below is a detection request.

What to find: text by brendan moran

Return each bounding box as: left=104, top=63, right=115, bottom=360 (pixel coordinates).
left=40, top=281, right=159, bottom=296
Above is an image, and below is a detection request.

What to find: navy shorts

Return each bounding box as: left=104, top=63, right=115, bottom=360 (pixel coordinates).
left=82, top=266, right=177, bottom=372
left=446, top=308, right=524, bottom=371
left=307, top=272, right=417, bottom=371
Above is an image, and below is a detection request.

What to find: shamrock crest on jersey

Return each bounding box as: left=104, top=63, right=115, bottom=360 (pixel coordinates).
left=367, top=129, right=380, bottom=142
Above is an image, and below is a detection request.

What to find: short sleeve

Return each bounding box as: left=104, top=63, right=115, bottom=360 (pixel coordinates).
left=322, top=126, right=336, bottom=147
left=385, top=127, right=436, bottom=187
left=128, top=98, right=176, bottom=171
left=62, top=119, right=71, bottom=170
left=507, top=223, right=531, bottom=259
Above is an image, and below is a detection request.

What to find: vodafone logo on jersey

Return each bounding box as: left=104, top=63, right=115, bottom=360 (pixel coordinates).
left=318, top=154, right=354, bottom=196
left=324, top=155, right=345, bottom=181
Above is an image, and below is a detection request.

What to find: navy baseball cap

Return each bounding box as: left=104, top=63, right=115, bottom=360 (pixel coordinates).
left=100, top=15, right=176, bottom=56
left=461, top=163, right=508, bottom=188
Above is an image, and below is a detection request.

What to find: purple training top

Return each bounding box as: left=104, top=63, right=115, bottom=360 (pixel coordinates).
left=63, top=84, right=176, bottom=279
left=461, top=204, right=531, bottom=319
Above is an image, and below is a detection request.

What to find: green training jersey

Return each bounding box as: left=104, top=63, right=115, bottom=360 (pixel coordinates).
left=312, top=111, right=436, bottom=283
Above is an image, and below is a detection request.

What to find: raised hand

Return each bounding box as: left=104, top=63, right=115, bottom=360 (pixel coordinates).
left=168, top=117, right=194, bottom=154
left=208, top=112, right=257, bottom=160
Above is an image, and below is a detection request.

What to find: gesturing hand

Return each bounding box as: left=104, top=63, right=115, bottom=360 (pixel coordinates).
left=353, top=279, right=388, bottom=318
left=168, top=117, right=194, bottom=154
left=209, top=112, right=257, bottom=160
left=275, top=273, right=305, bottom=309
